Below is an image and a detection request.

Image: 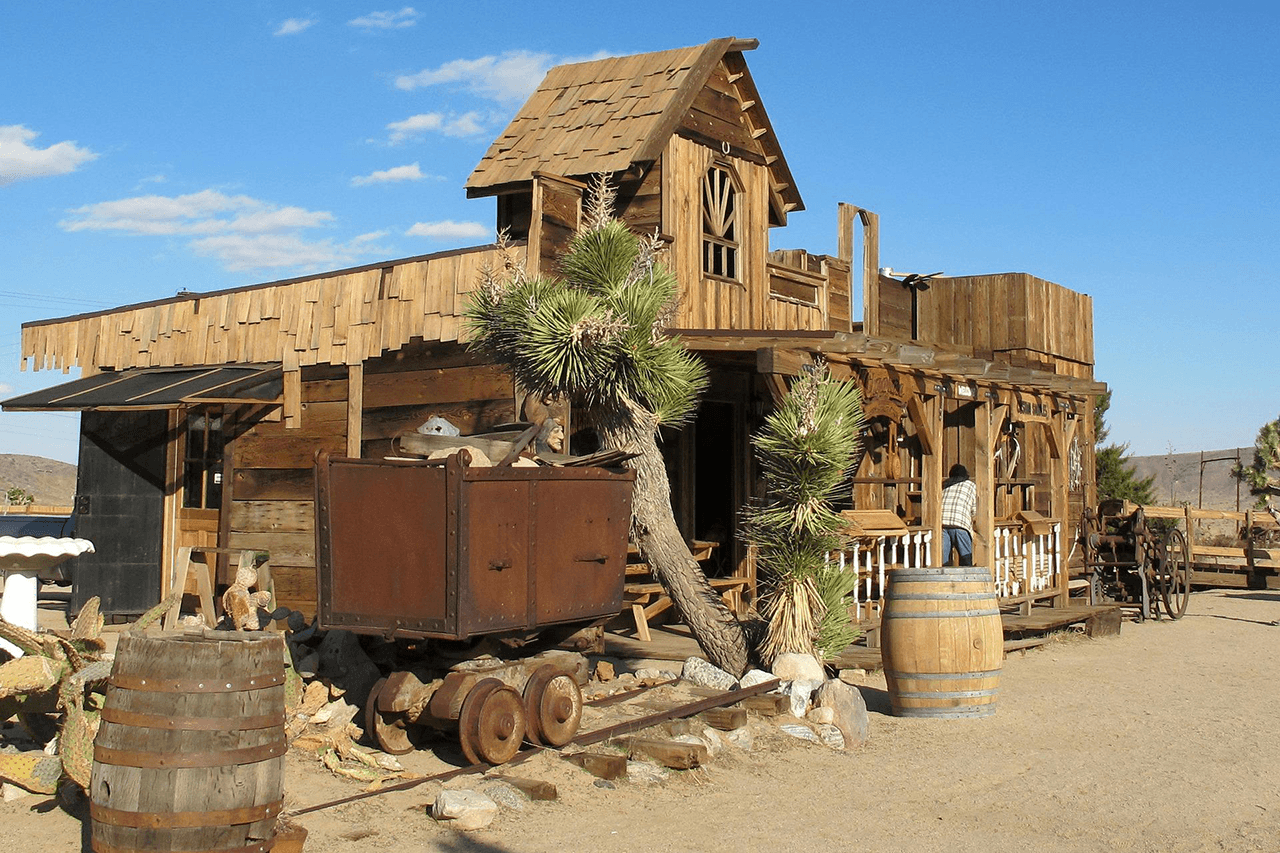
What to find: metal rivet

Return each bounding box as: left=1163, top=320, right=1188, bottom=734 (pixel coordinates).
left=198, top=683, right=204, bottom=689
left=226, top=683, right=233, bottom=689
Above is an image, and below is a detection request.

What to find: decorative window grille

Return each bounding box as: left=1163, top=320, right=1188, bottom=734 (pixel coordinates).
left=702, top=165, right=740, bottom=280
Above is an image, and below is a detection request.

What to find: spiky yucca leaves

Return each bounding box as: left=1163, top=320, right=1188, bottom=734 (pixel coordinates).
left=744, top=363, right=863, bottom=662
left=465, top=219, right=706, bottom=426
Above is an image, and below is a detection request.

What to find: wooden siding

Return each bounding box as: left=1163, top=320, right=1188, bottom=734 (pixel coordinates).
left=867, top=270, right=1094, bottom=378
left=21, top=245, right=504, bottom=375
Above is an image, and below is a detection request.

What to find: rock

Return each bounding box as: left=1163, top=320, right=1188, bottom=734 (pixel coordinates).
left=671, top=730, right=722, bottom=759
left=625, top=760, right=670, bottom=784
left=595, top=661, right=615, bottom=682
left=593, top=779, right=616, bottom=789
left=315, top=630, right=381, bottom=708
left=814, top=678, right=869, bottom=749
left=2, top=782, right=35, bottom=802
left=634, top=667, right=674, bottom=682
left=479, top=781, right=527, bottom=811
left=431, top=790, right=499, bottom=830
left=739, top=668, right=776, bottom=689
left=771, top=652, right=826, bottom=684
left=681, top=657, right=737, bottom=692
left=779, top=722, right=821, bottom=744
left=787, top=678, right=822, bottom=718
left=817, top=723, right=846, bottom=749
left=725, top=725, right=754, bottom=751
left=838, top=668, right=868, bottom=685
left=807, top=706, right=835, bottom=725
left=294, top=652, right=320, bottom=678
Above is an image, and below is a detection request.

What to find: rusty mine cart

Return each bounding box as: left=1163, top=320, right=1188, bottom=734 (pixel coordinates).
left=1079, top=500, right=1192, bottom=621
left=315, top=449, right=635, bottom=764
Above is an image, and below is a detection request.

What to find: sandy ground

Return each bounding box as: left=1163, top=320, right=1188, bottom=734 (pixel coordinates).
left=5, top=588, right=1279, bottom=853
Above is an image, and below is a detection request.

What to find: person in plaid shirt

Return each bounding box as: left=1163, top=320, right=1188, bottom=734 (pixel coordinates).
left=941, top=463, right=977, bottom=566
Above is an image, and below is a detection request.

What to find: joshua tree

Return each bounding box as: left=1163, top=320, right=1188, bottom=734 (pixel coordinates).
left=1234, top=413, right=1280, bottom=508
left=465, top=176, right=749, bottom=676
left=743, top=362, right=863, bottom=664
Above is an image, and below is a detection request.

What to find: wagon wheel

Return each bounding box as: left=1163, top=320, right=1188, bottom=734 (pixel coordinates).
left=522, top=665, right=583, bottom=748
left=364, top=677, right=415, bottom=755
left=1161, top=528, right=1192, bottom=619
left=458, top=678, right=526, bottom=766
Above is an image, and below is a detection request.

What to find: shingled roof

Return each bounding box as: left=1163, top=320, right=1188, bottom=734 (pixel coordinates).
left=466, top=37, right=803, bottom=217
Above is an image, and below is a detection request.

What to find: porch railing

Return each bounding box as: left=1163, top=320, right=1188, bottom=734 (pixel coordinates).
left=829, top=528, right=932, bottom=621
left=992, top=520, right=1062, bottom=599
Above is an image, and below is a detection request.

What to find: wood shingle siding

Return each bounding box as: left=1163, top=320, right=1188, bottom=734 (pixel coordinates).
left=20, top=245, right=505, bottom=374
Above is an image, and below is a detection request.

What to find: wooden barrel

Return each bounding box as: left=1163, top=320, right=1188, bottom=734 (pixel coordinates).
left=90, top=630, right=286, bottom=853
left=880, top=566, right=1003, bottom=718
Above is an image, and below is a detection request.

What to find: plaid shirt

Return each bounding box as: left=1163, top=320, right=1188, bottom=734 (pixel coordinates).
left=941, top=478, right=977, bottom=533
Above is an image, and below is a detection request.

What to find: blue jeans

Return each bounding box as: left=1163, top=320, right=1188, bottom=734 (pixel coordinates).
left=943, top=526, right=973, bottom=566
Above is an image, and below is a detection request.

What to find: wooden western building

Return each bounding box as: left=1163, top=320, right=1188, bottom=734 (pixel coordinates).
left=5, top=37, right=1103, bottom=621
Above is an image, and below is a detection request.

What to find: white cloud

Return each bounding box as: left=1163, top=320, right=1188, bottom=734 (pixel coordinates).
left=385, top=112, right=486, bottom=144
left=59, top=189, right=379, bottom=272
left=0, top=125, right=98, bottom=186
left=274, top=18, right=315, bottom=36
left=351, top=162, right=427, bottom=186
left=349, top=7, right=417, bottom=29
left=0, top=383, right=12, bottom=396
left=191, top=234, right=348, bottom=272
left=406, top=220, right=490, bottom=240
left=395, top=50, right=612, bottom=104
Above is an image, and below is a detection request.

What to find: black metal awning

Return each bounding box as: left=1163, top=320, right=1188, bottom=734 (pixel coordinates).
left=1, top=364, right=283, bottom=411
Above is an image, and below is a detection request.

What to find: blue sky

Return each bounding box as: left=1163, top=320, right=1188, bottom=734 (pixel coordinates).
left=2, top=1, right=1277, bottom=465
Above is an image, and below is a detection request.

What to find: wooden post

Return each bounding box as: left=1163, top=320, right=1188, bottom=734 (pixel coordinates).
left=346, top=363, right=363, bottom=458
left=921, top=393, right=944, bottom=565
left=973, top=397, right=993, bottom=571
left=1050, top=409, right=1071, bottom=607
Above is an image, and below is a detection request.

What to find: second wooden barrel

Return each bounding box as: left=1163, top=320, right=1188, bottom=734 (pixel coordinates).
left=90, top=630, right=286, bottom=853
left=880, top=566, right=1003, bottom=718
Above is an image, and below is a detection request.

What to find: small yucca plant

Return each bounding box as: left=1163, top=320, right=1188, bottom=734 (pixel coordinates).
left=744, top=362, right=863, bottom=663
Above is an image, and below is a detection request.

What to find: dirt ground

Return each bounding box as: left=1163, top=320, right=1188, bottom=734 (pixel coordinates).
left=5, top=588, right=1279, bottom=853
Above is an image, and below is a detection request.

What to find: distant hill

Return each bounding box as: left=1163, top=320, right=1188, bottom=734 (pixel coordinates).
left=1127, top=447, right=1254, bottom=512
left=0, top=454, right=77, bottom=507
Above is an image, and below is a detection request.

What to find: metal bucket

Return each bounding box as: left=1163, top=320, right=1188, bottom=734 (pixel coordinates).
left=90, top=630, right=286, bottom=853
left=880, top=566, right=1003, bottom=718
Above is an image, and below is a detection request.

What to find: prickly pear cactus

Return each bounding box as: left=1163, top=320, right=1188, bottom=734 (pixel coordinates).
left=0, top=594, right=179, bottom=793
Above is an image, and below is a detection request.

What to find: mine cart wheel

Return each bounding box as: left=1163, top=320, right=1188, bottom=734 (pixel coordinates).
left=1161, top=528, right=1192, bottom=620
left=458, top=678, right=526, bottom=766
left=365, top=677, right=415, bottom=755
left=522, top=665, right=584, bottom=747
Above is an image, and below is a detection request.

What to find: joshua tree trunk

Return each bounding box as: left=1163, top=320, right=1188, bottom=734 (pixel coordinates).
left=597, top=401, right=749, bottom=677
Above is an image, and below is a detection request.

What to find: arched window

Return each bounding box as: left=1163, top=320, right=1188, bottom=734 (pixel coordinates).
left=702, top=164, right=740, bottom=280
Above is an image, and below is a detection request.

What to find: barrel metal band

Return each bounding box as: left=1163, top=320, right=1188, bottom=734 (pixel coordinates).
left=892, top=688, right=1000, bottom=700
left=886, top=592, right=997, bottom=601
left=99, top=707, right=286, bottom=731
left=886, top=669, right=1002, bottom=681
left=883, top=608, right=1001, bottom=618
left=91, top=800, right=281, bottom=829
left=94, top=739, right=285, bottom=769
left=892, top=571, right=994, bottom=583
left=92, top=839, right=271, bottom=853
left=109, top=671, right=284, bottom=693
left=894, top=704, right=997, bottom=719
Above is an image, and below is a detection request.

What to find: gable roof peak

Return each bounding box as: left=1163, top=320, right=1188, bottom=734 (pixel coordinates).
left=465, top=37, right=801, bottom=217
